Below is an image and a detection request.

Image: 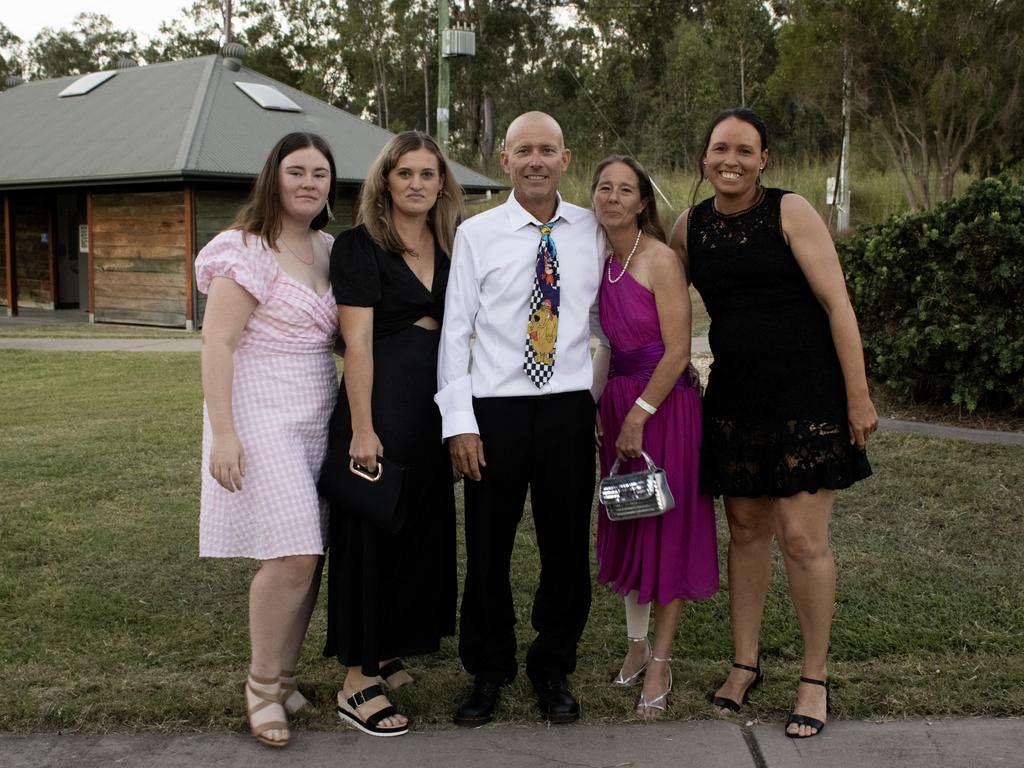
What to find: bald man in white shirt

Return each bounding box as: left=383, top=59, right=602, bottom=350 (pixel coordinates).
left=436, top=111, right=605, bottom=726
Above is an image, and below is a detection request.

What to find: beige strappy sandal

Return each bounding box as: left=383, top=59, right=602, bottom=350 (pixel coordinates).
left=244, top=674, right=289, bottom=748
left=280, top=669, right=311, bottom=714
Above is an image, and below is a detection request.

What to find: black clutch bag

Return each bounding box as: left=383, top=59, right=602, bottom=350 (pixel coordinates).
left=318, top=454, right=407, bottom=534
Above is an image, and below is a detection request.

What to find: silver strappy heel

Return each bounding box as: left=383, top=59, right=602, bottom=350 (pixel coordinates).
left=613, top=637, right=651, bottom=686
left=636, top=656, right=673, bottom=717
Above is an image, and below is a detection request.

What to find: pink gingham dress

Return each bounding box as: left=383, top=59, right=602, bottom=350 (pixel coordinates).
left=195, top=229, right=339, bottom=559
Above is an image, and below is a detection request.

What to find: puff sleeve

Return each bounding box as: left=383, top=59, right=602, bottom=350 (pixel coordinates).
left=330, top=226, right=381, bottom=307
left=195, top=230, right=273, bottom=303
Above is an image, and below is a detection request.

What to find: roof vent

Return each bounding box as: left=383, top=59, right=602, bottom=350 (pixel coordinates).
left=116, top=58, right=138, bottom=69
left=234, top=81, right=302, bottom=112
left=3, top=75, right=25, bottom=89
left=58, top=70, right=117, bottom=97
left=222, top=42, right=247, bottom=71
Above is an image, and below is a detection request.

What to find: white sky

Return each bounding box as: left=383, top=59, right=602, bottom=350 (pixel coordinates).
left=2, top=1, right=194, bottom=43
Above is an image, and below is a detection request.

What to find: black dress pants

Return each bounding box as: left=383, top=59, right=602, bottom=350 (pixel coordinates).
left=458, top=390, right=596, bottom=684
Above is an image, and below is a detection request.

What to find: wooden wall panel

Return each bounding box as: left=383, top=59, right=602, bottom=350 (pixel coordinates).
left=193, top=187, right=248, bottom=327
left=190, top=185, right=357, bottom=327
left=0, top=196, right=7, bottom=310
left=91, top=190, right=186, bottom=327
left=14, top=201, right=52, bottom=309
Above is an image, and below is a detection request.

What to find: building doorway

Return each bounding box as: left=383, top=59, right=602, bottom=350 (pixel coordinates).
left=55, top=193, right=87, bottom=309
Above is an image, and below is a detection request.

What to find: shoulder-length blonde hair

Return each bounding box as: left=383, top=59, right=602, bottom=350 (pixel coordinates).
left=231, top=132, right=337, bottom=248
left=358, top=131, right=465, bottom=256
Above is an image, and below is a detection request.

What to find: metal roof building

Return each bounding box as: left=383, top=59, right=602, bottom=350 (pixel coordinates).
left=0, top=51, right=502, bottom=327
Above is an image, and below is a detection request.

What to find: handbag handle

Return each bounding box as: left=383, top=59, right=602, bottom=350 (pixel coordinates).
left=349, top=458, right=383, bottom=482
left=607, top=450, right=657, bottom=477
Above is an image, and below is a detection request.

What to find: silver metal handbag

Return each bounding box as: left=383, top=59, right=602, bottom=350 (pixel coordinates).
left=599, top=451, right=675, bottom=522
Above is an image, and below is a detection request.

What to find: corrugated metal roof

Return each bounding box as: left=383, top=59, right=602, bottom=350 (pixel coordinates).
left=0, top=55, right=503, bottom=192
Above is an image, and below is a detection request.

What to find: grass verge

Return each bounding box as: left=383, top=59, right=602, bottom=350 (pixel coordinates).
left=1, top=351, right=1022, bottom=733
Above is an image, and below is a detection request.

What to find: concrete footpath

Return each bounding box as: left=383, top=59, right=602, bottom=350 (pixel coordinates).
left=1, top=718, right=1021, bottom=768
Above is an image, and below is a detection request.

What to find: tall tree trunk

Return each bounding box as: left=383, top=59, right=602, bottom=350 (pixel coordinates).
left=423, top=51, right=430, bottom=134
left=739, top=40, right=746, bottom=106
left=479, top=91, right=495, bottom=168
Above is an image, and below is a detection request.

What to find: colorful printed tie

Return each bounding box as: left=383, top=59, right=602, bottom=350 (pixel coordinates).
left=523, top=219, right=560, bottom=387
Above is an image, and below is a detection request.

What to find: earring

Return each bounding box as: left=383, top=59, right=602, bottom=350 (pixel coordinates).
left=325, top=204, right=335, bottom=222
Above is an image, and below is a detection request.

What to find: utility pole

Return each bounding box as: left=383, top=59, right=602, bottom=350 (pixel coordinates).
left=222, top=0, right=233, bottom=46
left=436, top=0, right=475, bottom=155
left=837, top=50, right=851, bottom=232
left=436, top=0, right=451, bottom=153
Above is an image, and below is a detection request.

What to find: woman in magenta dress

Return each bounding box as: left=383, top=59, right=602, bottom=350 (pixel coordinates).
left=196, top=132, right=339, bottom=748
left=591, top=155, right=719, bottom=718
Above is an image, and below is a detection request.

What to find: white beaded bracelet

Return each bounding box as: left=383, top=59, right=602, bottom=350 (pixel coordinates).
left=634, top=397, right=657, bottom=415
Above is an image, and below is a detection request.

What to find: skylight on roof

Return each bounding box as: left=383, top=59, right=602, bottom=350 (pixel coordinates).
left=234, top=82, right=302, bottom=112
left=59, top=71, right=117, bottom=97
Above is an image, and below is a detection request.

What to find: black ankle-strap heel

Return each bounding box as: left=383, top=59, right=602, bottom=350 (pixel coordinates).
left=709, top=659, right=763, bottom=714
left=785, top=676, right=830, bottom=738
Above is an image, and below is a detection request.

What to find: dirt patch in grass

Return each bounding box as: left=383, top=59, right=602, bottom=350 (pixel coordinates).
left=872, top=383, right=1024, bottom=432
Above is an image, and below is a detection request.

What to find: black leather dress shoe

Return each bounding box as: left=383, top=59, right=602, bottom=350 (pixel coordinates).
left=453, top=678, right=503, bottom=726
left=533, top=677, right=580, bottom=724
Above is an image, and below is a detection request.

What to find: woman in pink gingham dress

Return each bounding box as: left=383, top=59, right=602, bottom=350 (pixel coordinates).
left=196, top=133, right=339, bottom=749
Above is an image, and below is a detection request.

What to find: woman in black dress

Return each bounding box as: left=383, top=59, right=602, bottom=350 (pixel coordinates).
left=323, top=131, right=464, bottom=736
left=669, top=108, right=877, bottom=738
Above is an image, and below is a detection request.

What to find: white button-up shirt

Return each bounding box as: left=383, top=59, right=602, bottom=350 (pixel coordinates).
left=436, top=191, right=606, bottom=438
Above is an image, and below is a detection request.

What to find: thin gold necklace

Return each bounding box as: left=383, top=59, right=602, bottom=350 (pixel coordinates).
left=278, top=233, right=314, bottom=265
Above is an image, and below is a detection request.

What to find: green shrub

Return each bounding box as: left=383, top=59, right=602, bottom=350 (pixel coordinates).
left=838, top=175, right=1024, bottom=413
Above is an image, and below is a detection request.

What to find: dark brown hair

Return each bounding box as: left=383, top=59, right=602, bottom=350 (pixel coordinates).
left=691, top=107, right=769, bottom=206
left=590, top=154, right=667, bottom=242
left=231, top=132, right=337, bottom=248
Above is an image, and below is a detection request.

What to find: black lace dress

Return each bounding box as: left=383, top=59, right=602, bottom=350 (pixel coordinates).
left=688, top=187, right=872, bottom=498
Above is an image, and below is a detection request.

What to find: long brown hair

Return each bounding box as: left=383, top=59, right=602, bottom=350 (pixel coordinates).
left=358, top=130, right=465, bottom=256
left=231, top=132, right=337, bottom=248
left=590, top=155, right=667, bottom=242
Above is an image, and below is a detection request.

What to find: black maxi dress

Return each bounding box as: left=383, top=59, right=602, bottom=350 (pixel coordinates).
left=688, top=188, right=872, bottom=498
left=322, top=224, right=456, bottom=675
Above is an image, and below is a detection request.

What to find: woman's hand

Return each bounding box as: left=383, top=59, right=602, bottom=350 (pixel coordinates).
left=209, top=432, right=246, bottom=492
left=614, top=409, right=647, bottom=462
left=350, top=428, right=384, bottom=472
left=594, top=410, right=604, bottom=449
left=847, top=394, right=879, bottom=449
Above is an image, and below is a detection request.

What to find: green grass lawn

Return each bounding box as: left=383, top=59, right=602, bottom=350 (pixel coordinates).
left=1, top=350, right=1022, bottom=734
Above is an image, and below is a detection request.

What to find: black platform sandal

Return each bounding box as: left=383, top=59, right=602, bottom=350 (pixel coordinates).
left=710, top=660, right=763, bottom=713
left=376, top=658, right=414, bottom=690
left=785, top=676, right=830, bottom=738
left=337, top=684, right=409, bottom=738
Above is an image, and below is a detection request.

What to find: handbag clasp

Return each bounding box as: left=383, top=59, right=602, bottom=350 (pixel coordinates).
left=349, top=459, right=383, bottom=482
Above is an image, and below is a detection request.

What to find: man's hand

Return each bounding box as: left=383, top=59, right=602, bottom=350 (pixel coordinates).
left=449, top=433, right=486, bottom=481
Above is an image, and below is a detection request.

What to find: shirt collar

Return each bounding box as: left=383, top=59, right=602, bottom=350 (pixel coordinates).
left=505, top=190, right=584, bottom=230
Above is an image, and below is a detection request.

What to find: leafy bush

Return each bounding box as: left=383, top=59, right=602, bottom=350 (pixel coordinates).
left=839, top=175, right=1024, bottom=413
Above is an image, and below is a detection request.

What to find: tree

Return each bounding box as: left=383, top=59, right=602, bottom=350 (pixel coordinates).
left=143, top=0, right=223, bottom=62
left=27, top=13, right=140, bottom=78
left=773, top=0, right=1024, bottom=210
left=0, top=23, right=24, bottom=84
left=705, top=0, right=776, bottom=108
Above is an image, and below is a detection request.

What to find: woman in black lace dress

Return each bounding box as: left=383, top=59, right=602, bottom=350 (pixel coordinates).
left=669, top=108, right=877, bottom=739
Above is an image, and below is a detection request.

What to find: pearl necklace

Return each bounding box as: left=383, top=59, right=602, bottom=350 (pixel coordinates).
left=606, top=229, right=643, bottom=284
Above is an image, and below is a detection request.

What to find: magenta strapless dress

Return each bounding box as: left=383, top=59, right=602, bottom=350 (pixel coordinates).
left=596, top=260, right=720, bottom=605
